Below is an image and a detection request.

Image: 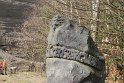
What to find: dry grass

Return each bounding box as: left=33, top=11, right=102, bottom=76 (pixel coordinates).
left=0, top=72, right=47, bottom=83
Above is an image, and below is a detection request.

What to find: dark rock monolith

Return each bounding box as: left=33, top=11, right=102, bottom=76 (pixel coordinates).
left=46, top=15, right=105, bottom=83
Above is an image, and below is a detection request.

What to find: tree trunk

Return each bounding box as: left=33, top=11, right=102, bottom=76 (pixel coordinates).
left=91, top=0, right=99, bottom=41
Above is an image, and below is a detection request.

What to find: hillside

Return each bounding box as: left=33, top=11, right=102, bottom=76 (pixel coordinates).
left=0, top=0, right=46, bottom=62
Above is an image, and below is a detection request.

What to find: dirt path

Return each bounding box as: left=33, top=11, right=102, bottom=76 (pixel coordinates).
left=0, top=72, right=47, bottom=83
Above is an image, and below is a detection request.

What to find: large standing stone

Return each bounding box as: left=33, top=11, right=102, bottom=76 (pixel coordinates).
left=46, top=15, right=105, bottom=83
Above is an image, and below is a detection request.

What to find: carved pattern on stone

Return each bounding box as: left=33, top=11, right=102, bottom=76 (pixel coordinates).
left=46, top=45, right=103, bottom=70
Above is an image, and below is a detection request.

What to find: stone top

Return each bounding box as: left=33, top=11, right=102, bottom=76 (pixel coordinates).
left=48, top=15, right=104, bottom=60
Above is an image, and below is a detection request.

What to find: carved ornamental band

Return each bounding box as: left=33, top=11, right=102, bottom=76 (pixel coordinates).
left=46, top=45, right=103, bottom=70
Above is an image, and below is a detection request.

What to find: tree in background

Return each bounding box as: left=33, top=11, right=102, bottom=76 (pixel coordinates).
left=18, top=0, right=123, bottom=82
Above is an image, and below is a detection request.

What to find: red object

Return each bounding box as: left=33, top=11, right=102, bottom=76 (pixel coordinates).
left=0, top=61, right=4, bottom=69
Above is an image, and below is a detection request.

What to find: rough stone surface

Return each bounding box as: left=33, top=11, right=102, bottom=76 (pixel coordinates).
left=46, top=15, right=105, bottom=83
left=46, top=58, right=100, bottom=83
left=48, top=15, right=104, bottom=59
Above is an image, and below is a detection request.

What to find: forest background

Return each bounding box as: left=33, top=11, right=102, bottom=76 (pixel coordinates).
left=0, top=0, right=124, bottom=83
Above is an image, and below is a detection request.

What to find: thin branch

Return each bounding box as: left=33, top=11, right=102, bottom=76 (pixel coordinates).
left=55, top=0, right=97, bottom=12
left=96, top=41, right=124, bottom=48
left=103, top=1, right=124, bottom=12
